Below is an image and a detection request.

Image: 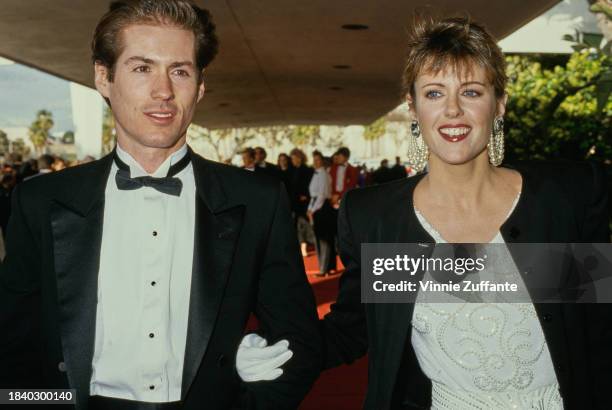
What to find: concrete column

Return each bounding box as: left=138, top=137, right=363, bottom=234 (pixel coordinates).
left=70, top=82, right=104, bottom=159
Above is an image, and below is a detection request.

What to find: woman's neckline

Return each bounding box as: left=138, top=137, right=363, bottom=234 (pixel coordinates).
left=414, top=190, right=521, bottom=244
left=411, top=166, right=525, bottom=244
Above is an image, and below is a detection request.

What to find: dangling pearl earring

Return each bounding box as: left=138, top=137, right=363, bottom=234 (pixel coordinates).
left=488, top=117, right=504, bottom=166
left=406, top=120, right=429, bottom=172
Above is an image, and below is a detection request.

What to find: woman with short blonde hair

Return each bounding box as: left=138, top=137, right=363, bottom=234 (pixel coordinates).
left=319, top=15, right=610, bottom=409
left=242, top=15, right=611, bottom=410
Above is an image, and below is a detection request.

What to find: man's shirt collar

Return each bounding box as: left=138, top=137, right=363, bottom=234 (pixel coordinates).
left=116, top=143, right=188, bottom=178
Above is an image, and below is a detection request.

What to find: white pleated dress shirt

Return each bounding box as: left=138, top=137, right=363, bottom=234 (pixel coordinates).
left=335, top=164, right=346, bottom=192
left=90, top=144, right=196, bottom=402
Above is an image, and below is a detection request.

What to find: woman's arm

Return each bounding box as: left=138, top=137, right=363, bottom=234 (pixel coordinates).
left=321, top=190, right=368, bottom=369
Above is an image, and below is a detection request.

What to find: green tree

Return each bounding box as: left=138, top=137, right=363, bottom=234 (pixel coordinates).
left=505, top=50, right=611, bottom=162
left=363, top=117, right=387, bottom=141
left=257, top=126, right=290, bottom=149
left=188, top=125, right=233, bottom=161
left=286, top=125, right=319, bottom=147
left=589, top=0, right=612, bottom=42
left=360, top=117, right=387, bottom=158
left=505, top=6, right=611, bottom=162
left=563, top=28, right=611, bottom=112
left=0, top=129, right=9, bottom=155
left=10, top=138, right=29, bottom=157
left=28, top=110, right=53, bottom=155
left=102, top=106, right=116, bottom=155
left=188, top=125, right=259, bottom=162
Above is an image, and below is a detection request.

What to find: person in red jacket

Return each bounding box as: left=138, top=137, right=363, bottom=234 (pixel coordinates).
left=329, top=147, right=359, bottom=209
left=323, top=147, right=359, bottom=275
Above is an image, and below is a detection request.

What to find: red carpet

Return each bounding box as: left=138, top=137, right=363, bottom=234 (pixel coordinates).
left=299, top=253, right=367, bottom=410
left=245, top=252, right=367, bottom=409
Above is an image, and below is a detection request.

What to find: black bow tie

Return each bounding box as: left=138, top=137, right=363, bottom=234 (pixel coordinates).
left=114, top=150, right=191, bottom=196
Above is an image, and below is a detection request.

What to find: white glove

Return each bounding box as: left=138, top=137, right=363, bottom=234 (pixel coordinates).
left=236, top=333, right=293, bottom=382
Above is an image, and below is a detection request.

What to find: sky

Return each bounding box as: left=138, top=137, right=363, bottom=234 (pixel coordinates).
left=0, top=60, right=73, bottom=132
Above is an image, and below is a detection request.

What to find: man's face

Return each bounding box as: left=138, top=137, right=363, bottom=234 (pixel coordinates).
left=95, top=24, right=205, bottom=152
left=242, top=152, right=254, bottom=167
left=254, top=148, right=265, bottom=164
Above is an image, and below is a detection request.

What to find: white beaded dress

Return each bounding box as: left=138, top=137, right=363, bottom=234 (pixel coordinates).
left=410, top=201, right=563, bottom=410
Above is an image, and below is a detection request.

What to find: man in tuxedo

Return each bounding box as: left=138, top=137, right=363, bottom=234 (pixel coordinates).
left=0, top=1, right=320, bottom=409
left=241, top=147, right=257, bottom=171
left=254, top=147, right=280, bottom=179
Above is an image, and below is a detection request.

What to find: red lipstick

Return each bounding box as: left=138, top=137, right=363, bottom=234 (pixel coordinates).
left=438, top=124, right=471, bottom=143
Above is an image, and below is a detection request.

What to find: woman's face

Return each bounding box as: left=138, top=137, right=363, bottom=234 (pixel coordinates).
left=313, top=155, right=323, bottom=168
left=407, top=63, right=506, bottom=166
left=291, top=154, right=302, bottom=167
left=278, top=155, right=287, bottom=169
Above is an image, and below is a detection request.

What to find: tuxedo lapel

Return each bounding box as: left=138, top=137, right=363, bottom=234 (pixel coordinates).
left=50, top=155, right=112, bottom=407
left=182, top=153, right=244, bottom=399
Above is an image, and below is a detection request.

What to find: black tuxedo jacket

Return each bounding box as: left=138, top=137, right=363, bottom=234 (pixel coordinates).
left=322, top=161, right=611, bottom=409
left=0, top=150, right=321, bottom=409
left=255, top=162, right=281, bottom=180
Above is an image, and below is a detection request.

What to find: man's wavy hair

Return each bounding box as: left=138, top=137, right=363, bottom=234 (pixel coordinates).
left=402, top=14, right=507, bottom=100
left=91, top=0, right=218, bottom=82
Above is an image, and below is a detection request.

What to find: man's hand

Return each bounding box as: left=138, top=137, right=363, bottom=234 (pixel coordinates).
left=236, top=334, right=293, bottom=382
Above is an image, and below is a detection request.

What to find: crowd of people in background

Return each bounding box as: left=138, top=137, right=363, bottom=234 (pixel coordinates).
left=240, top=146, right=411, bottom=276
left=0, top=147, right=410, bottom=270
left=0, top=153, right=95, bottom=243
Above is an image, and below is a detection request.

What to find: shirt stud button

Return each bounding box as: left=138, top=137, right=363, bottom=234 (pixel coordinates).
left=149, top=385, right=155, bottom=390
left=152, top=231, right=158, bottom=237
left=151, top=281, right=156, bottom=286
left=149, top=333, right=155, bottom=338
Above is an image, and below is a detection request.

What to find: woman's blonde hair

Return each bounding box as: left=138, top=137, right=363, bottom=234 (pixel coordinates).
left=402, top=15, right=507, bottom=99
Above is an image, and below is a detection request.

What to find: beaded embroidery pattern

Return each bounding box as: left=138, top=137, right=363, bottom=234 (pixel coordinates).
left=411, top=206, right=563, bottom=409
left=412, top=302, right=547, bottom=392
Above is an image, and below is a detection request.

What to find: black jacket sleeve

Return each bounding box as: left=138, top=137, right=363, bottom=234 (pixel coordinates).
left=0, top=184, right=43, bottom=388
left=242, top=183, right=321, bottom=409
left=580, top=162, right=611, bottom=409
left=321, top=190, right=368, bottom=369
